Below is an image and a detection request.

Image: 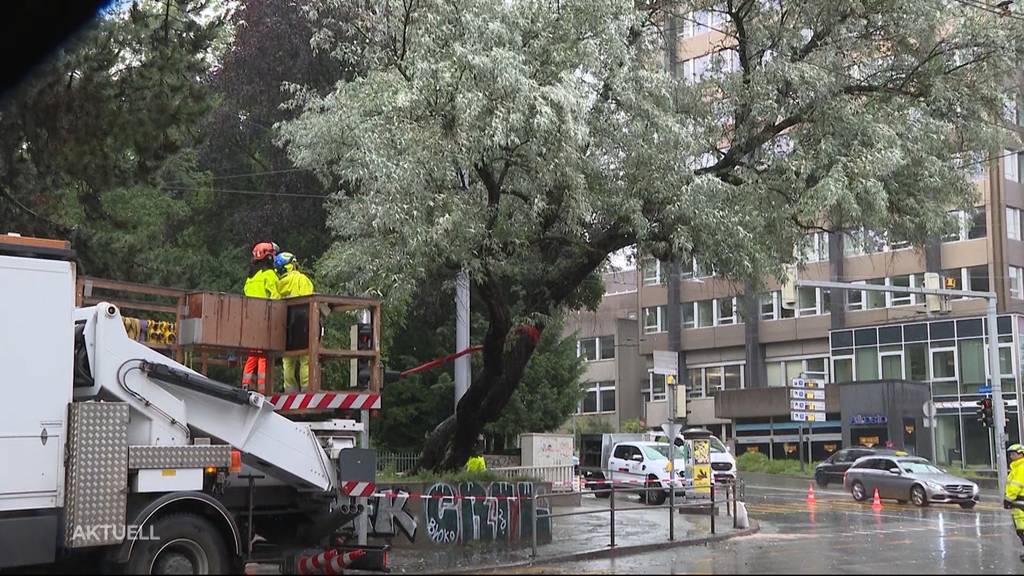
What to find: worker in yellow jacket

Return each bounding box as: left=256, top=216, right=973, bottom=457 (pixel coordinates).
left=1005, top=443, right=1024, bottom=562
left=275, top=252, right=315, bottom=391
left=242, top=242, right=280, bottom=391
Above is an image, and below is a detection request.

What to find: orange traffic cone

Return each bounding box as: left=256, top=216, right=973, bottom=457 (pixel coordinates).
left=806, top=483, right=817, bottom=504
left=871, top=488, right=883, bottom=511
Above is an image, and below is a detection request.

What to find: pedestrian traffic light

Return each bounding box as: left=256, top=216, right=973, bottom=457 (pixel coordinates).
left=976, top=398, right=994, bottom=428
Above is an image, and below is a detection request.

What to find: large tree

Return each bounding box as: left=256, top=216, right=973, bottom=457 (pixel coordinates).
left=279, top=0, right=1024, bottom=470
left=0, top=1, right=228, bottom=283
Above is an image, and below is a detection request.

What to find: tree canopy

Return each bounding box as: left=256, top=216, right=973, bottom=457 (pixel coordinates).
left=280, top=0, right=1024, bottom=470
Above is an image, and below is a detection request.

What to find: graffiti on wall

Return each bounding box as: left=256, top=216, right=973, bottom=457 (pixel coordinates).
left=368, top=481, right=551, bottom=546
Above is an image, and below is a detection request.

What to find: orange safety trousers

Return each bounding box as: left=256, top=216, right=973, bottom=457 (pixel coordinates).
left=242, top=353, right=268, bottom=393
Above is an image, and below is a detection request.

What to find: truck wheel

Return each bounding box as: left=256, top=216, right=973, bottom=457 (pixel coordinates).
left=125, top=513, right=230, bottom=575
left=646, top=477, right=667, bottom=506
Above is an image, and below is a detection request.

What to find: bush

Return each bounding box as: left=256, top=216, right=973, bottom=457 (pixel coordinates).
left=736, top=452, right=818, bottom=477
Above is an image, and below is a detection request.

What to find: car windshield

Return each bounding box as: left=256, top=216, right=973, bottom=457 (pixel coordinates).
left=709, top=437, right=727, bottom=453
left=641, top=445, right=671, bottom=460
left=899, top=460, right=944, bottom=475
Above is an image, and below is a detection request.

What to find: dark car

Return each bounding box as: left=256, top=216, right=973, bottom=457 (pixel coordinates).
left=814, top=447, right=907, bottom=487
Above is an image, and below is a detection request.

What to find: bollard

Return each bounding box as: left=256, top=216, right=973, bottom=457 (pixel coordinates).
left=732, top=483, right=738, bottom=529
left=710, top=483, right=716, bottom=535
left=668, top=476, right=675, bottom=541
left=531, top=495, right=538, bottom=558
left=609, top=478, right=616, bottom=548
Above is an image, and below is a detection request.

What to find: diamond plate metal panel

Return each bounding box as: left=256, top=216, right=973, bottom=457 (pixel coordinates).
left=128, top=445, right=231, bottom=469
left=65, top=402, right=129, bottom=548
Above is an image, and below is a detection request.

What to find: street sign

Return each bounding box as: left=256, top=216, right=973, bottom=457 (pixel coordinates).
left=922, top=401, right=936, bottom=418
left=653, top=350, right=678, bottom=376
left=790, top=389, right=825, bottom=400
left=789, top=377, right=827, bottom=422
left=979, top=386, right=992, bottom=394
left=791, top=400, right=826, bottom=412
left=661, top=422, right=682, bottom=441
left=791, top=411, right=827, bottom=422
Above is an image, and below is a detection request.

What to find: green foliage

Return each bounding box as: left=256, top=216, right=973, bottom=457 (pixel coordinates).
left=0, top=1, right=229, bottom=285
left=621, top=419, right=646, bottom=433
left=370, top=373, right=454, bottom=452
left=736, top=452, right=817, bottom=477
left=485, top=319, right=586, bottom=439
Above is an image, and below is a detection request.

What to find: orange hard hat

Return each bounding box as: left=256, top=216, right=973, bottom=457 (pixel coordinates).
left=252, top=242, right=277, bottom=260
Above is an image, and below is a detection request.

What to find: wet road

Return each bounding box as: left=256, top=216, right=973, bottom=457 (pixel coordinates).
left=490, top=476, right=1024, bottom=574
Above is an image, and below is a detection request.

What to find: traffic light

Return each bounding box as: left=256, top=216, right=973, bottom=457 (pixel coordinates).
left=976, top=398, right=994, bottom=428
left=350, top=322, right=373, bottom=388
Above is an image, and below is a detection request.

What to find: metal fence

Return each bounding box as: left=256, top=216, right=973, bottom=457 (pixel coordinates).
left=523, top=473, right=746, bottom=558
left=490, top=464, right=576, bottom=492
left=376, top=451, right=419, bottom=474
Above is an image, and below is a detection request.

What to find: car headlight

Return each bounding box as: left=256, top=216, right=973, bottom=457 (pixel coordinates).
left=971, top=484, right=979, bottom=494
left=925, top=481, right=945, bottom=492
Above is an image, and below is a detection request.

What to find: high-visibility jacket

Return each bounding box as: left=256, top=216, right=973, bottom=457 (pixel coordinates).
left=465, top=455, right=487, bottom=473
left=244, top=269, right=280, bottom=299
left=1007, top=457, right=1024, bottom=530
left=278, top=266, right=314, bottom=298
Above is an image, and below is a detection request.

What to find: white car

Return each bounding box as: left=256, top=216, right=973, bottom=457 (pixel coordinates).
left=606, top=441, right=686, bottom=505
left=707, top=434, right=738, bottom=483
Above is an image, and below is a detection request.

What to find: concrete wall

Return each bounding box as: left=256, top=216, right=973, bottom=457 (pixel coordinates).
left=367, top=480, right=553, bottom=548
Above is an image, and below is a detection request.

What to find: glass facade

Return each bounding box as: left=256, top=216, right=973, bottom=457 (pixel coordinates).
left=831, top=315, right=1023, bottom=469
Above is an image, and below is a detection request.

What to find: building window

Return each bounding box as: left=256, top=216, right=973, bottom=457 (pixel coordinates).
left=687, top=368, right=703, bottom=399
left=846, top=282, right=865, bottom=311
left=724, top=365, right=743, bottom=390
left=797, top=287, right=818, bottom=316
left=768, top=357, right=828, bottom=386
left=642, top=259, right=663, bottom=286
left=1008, top=207, right=1023, bottom=241
left=833, top=357, right=854, bottom=383
left=705, top=366, right=723, bottom=395
left=889, top=275, right=913, bottom=307
left=697, top=300, right=714, bottom=327
left=579, top=381, right=616, bottom=414
left=577, top=336, right=615, bottom=362
left=1011, top=266, right=1024, bottom=300
left=683, top=302, right=696, bottom=329
left=1006, top=97, right=1019, bottom=125
left=644, top=372, right=667, bottom=403
left=717, top=297, right=737, bottom=325
left=967, top=266, right=989, bottom=293
left=798, top=231, right=829, bottom=262
left=967, top=208, right=986, bottom=239
left=866, top=279, right=886, bottom=309
left=1006, top=150, right=1020, bottom=182
left=931, top=347, right=958, bottom=395
left=643, top=306, right=665, bottom=334
left=761, top=292, right=777, bottom=320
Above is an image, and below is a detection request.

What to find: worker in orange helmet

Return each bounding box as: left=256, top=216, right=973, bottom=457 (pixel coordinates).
left=241, top=241, right=280, bottom=391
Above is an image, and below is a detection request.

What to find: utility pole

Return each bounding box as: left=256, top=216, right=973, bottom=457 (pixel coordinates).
left=455, top=271, right=470, bottom=404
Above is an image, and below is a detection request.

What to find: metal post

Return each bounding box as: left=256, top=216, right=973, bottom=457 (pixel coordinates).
left=798, top=425, right=805, bottom=473
left=710, top=483, right=716, bottom=535
left=929, top=383, right=938, bottom=464
left=666, top=259, right=682, bottom=542
left=358, top=408, right=370, bottom=546
left=609, top=479, right=616, bottom=548
left=986, top=300, right=1008, bottom=495
left=732, top=484, right=738, bottom=529
left=531, top=495, right=538, bottom=558
left=455, top=271, right=470, bottom=404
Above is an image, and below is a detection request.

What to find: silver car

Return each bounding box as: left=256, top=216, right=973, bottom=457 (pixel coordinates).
left=843, top=455, right=979, bottom=508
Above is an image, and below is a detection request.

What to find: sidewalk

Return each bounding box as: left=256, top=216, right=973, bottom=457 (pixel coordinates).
left=378, top=492, right=756, bottom=574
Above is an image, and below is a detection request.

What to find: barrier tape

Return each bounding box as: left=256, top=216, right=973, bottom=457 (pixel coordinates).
left=368, top=477, right=697, bottom=501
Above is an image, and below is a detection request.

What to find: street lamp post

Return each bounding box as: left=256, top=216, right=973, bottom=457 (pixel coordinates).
left=795, top=279, right=1007, bottom=494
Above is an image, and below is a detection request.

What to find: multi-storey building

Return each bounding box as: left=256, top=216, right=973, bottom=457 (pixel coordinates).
left=564, top=7, right=1024, bottom=469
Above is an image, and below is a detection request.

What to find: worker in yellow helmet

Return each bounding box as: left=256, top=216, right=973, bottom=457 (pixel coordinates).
left=1005, top=443, right=1024, bottom=562
left=275, top=252, right=315, bottom=391
left=241, top=242, right=280, bottom=391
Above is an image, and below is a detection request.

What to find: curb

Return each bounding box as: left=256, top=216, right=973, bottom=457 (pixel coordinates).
left=438, top=521, right=761, bottom=574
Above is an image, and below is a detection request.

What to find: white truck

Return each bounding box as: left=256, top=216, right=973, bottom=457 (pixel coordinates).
left=579, top=434, right=685, bottom=505
left=0, top=236, right=387, bottom=574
